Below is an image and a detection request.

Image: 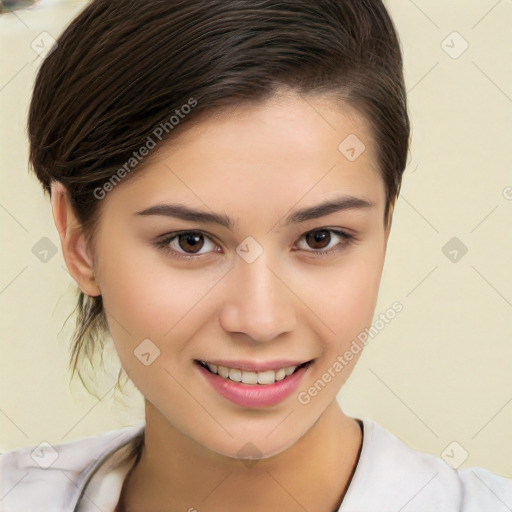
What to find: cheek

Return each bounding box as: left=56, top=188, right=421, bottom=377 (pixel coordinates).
left=295, top=247, right=385, bottom=404
left=307, top=242, right=385, bottom=346
left=95, top=233, right=221, bottom=353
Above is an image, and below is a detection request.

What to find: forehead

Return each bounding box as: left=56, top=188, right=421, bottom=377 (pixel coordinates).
left=101, top=91, right=384, bottom=220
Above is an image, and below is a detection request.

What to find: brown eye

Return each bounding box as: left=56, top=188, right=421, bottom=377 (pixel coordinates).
left=177, top=232, right=205, bottom=253
left=305, top=229, right=332, bottom=250
left=296, top=228, right=354, bottom=256
left=155, top=231, right=219, bottom=259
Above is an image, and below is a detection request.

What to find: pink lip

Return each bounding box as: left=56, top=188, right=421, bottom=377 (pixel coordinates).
left=198, top=359, right=309, bottom=372
left=196, top=361, right=313, bottom=408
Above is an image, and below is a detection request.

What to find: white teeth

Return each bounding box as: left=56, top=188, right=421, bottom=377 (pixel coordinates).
left=242, top=371, right=259, bottom=385
left=275, top=368, right=286, bottom=381
left=203, top=362, right=301, bottom=385
left=228, top=368, right=242, bottom=382
left=218, top=365, right=229, bottom=378
left=257, top=370, right=275, bottom=385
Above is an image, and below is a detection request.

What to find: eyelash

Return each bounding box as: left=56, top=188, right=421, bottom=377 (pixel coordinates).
left=154, top=228, right=356, bottom=261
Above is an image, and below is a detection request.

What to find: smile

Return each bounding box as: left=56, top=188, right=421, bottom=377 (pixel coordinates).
left=195, top=359, right=315, bottom=408
left=196, top=360, right=311, bottom=385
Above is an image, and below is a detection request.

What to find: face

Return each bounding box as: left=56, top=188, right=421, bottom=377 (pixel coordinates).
left=76, top=90, right=390, bottom=459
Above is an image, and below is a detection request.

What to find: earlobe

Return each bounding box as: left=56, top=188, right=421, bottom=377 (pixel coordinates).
left=50, top=181, right=101, bottom=297
left=386, top=211, right=393, bottom=238
left=384, top=201, right=395, bottom=248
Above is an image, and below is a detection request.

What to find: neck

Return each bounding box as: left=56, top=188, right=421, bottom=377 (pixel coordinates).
left=117, top=401, right=362, bottom=512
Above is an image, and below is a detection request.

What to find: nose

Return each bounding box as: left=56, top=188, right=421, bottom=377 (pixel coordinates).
left=219, top=249, right=298, bottom=343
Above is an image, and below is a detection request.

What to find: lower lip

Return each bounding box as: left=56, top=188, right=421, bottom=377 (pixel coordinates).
left=196, top=361, right=313, bottom=408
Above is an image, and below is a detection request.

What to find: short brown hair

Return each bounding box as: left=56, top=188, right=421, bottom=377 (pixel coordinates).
left=28, top=0, right=410, bottom=390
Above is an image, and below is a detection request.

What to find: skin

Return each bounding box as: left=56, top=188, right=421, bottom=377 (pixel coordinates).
left=52, top=88, right=394, bottom=512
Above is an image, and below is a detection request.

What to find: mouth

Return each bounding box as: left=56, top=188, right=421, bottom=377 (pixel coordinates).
left=194, top=359, right=314, bottom=386
left=194, top=358, right=316, bottom=408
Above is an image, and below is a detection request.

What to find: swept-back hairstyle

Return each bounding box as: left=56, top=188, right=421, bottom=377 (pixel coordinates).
left=28, top=0, right=410, bottom=390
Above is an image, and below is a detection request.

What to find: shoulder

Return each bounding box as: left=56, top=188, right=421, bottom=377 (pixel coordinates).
left=0, top=425, right=144, bottom=512
left=340, top=419, right=511, bottom=512
left=457, top=465, right=512, bottom=512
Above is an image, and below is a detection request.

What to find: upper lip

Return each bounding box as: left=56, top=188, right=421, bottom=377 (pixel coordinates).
left=196, top=359, right=313, bottom=372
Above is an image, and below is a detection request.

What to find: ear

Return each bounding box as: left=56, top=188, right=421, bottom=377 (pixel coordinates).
left=384, top=200, right=395, bottom=248
left=51, top=181, right=101, bottom=297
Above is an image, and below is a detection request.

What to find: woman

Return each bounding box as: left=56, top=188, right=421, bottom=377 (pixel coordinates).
left=1, top=1, right=510, bottom=511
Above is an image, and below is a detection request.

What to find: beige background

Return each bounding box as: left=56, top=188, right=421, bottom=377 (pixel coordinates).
left=1, top=0, right=511, bottom=477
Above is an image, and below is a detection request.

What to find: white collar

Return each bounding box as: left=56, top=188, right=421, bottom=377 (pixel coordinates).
left=73, top=418, right=461, bottom=512
left=4, top=418, right=497, bottom=511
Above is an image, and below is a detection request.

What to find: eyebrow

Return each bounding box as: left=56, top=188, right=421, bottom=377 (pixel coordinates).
left=134, top=195, right=374, bottom=230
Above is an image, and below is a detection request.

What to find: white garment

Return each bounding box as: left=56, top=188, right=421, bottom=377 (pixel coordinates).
left=1, top=419, right=510, bottom=511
